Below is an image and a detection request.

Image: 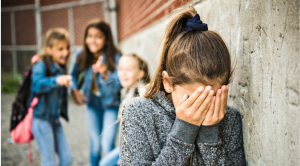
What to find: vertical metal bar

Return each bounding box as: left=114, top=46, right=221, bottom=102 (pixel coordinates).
left=10, top=11, right=18, bottom=77
left=104, top=0, right=110, bottom=23
left=109, top=0, right=118, bottom=46
left=68, top=7, right=75, bottom=66
left=35, top=0, right=42, bottom=52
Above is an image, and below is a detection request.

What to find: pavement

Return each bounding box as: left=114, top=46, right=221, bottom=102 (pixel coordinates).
left=1, top=93, right=91, bottom=166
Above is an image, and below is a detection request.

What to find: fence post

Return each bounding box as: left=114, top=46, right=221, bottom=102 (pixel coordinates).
left=10, top=11, right=18, bottom=77
left=68, top=7, right=75, bottom=50
left=109, top=0, right=118, bottom=46
left=35, top=0, right=42, bottom=52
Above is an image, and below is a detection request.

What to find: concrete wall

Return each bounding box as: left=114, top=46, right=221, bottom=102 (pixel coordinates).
left=119, top=0, right=300, bottom=165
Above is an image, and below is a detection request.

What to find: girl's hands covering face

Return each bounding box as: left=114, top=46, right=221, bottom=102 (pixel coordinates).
left=175, top=85, right=228, bottom=126
left=202, top=85, right=228, bottom=126
left=175, top=86, right=214, bottom=126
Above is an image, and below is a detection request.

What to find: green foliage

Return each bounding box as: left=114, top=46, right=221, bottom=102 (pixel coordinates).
left=1, top=70, right=21, bottom=94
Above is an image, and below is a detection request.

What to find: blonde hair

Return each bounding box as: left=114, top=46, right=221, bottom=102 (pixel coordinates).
left=122, top=53, right=150, bottom=84
left=38, top=28, right=70, bottom=75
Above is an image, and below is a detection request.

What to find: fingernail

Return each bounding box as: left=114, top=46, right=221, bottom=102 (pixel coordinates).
left=205, top=86, right=211, bottom=91
left=213, top=96, right=216, bottom=101
left=197, top=86, right=204, bottom=92
left=210, top=90, right=214, bottom=95
left=222, top=85, right=226, bottom=90
left=183, top=94, right=187, bottom=99
left=218, top=89, right=222, bottom=94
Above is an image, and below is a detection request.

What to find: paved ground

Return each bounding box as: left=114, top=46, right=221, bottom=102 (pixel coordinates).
left=1, top=93, right=91, bottom=166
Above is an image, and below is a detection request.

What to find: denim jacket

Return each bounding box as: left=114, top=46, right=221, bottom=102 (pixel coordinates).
left=29, top=60, right=69, bottom=121
left=69, top=48, right=121, bottom=109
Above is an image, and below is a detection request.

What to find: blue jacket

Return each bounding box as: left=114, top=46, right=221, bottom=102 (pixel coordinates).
left=30, top=60, right=69, bottom=121
left=69, top=48, right=121, bottom=109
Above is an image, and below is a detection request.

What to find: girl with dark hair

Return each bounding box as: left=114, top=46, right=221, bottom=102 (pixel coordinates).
left=69, top=19, right=121, bottom=166
left=120, top=7, right=246, bottom=166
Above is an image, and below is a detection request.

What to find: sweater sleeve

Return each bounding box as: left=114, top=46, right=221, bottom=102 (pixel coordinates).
left=224, top=110, right=246, bottom=165
left=195, top=109, right=246, bottom=166
left=120, top=101, right=199, bottom=166
left=195, top=124, right=226, bottom=166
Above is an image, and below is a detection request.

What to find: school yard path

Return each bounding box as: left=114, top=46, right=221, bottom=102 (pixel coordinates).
left=1, top=93, right=90, bottom=166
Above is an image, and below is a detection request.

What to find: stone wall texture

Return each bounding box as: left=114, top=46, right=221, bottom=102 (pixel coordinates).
left=119, top=0, right=300, bottom=165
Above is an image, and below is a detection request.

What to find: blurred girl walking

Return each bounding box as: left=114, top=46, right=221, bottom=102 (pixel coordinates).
left=69, top=19, right=121, bottom=166
left=30, top=28, right=73, bottom=166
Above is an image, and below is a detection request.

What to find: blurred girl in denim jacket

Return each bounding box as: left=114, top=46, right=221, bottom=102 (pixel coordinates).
left=69, top=19, right=121, bottom=166
left=30, top=28, right=72, bottom=166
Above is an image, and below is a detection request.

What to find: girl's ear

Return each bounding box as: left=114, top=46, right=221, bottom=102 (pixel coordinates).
left=138, top=70, right=145, bottom=80
left=162, top=71, right=173, bottom=93
left=45, top=46, right=52, bottom=55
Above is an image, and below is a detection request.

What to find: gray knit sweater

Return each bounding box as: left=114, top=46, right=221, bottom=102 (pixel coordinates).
left=120, top=91, right=246, bottom=166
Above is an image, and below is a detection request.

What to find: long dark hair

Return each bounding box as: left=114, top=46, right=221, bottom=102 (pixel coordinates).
left=145, top=7, right=233, bottom=99
left=77, top=19, right=120, bottom=72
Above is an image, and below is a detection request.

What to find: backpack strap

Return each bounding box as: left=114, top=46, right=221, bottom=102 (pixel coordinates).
left=28, top=142, right=33, bottom=163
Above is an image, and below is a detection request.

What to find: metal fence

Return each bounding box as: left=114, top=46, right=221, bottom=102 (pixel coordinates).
left=2, top=0, right=118, bottom=76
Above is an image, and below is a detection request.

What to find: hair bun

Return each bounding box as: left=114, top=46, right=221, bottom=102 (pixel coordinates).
left=185, top=14, right=208, bottom=32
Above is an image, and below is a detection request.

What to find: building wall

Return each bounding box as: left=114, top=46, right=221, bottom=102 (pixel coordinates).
left=116, top=0, right=191, bottom=41
left=119, top=0, right=300, bottom=165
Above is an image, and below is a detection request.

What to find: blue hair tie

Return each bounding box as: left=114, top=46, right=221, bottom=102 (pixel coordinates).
left=185, top=14, right=208, bottom=32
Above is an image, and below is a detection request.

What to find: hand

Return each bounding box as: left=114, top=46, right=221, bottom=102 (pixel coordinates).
left=56, top=75, right=73, bottom=87
left=71, top=89, right=87, bottom=106
left=175, top=86, right=214, bottom=126
left=202, top=85, right=228, bottom=126
left=92, top=56, right=108, bottom=79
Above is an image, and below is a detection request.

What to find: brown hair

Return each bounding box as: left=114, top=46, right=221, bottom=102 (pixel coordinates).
left=38, top=28, right=70, bottom=76
left=123, top=54, right=150, bottom=84
left=77, top=19, right=120, bottom=72
left=144, top=7, right=233, bottom=99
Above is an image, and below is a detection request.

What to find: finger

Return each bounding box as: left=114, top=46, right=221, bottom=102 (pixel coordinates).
left=98, top=56, right=103, bottom=64
left=176, top=94, right=188, bottom=108
left=74, top=93, right=84, bottom=105
left=80, top=93, right=88, bottom=102
left=206, top=96, right=215, bottom=117
left=224, top=85, right=229, bottom=114
left=181, top=86, right=204, bottom=109
left=197, top=89, right=214, bottom=114
left=67, top=75, right=72, bottom=81
left=190, top=86, right=212, bottom=111
left=213, top=89, right=222, bottom=119
left=220, top=85, right=228, bottom=114
left=68, top=80, right=73, bottom=86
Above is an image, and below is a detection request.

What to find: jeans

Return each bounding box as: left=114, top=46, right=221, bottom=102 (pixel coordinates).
left=99, top=147, right=119, bottom=166
left=86, top=93, right=119, bottom=166
left=31, top=117, right=72, bottom=166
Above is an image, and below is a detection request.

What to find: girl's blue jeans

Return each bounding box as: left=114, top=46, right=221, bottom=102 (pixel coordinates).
left=32, top=117, right=72, bottom=166
left=86, top=93, right=119, bottom=166
left=99, top=147, right=119, bottom=166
